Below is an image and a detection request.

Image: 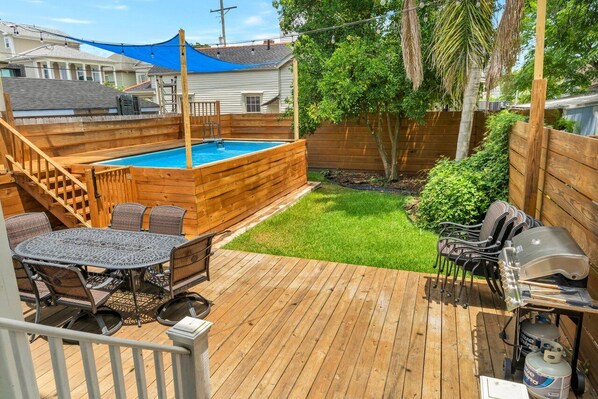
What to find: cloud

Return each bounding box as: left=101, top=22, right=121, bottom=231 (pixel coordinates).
left=244, top=16, right=264, bottom=26
left=96, top=4, right=129, bottom=10
left=48, top=17, right=94, bottom=24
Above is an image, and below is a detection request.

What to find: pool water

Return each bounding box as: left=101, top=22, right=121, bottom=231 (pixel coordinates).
left=97, top=141, right=286, bottom=168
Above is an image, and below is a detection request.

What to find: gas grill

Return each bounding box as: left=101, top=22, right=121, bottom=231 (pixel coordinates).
left=498, top=226, right=596, bottom=395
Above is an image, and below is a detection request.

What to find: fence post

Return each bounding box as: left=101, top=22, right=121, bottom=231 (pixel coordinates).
left=85, top=168, right=102, bottom=227
left=167, top=317, right=213, bottom=399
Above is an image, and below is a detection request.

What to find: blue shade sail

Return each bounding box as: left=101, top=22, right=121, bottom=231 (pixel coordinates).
left=66, top=34, right=259, bottom=73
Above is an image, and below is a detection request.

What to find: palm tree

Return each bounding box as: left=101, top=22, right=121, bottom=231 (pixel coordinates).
left=401, top=0, right=524, bottom=160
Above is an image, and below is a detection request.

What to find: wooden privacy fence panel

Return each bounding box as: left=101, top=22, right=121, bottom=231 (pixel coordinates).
left=15, top=116, right=181, bottom=157
left=221, top=112, right=488, bottom=173
left=85, top=166, right=137, bottom=228
left=508, top=121, right=598, bottom=386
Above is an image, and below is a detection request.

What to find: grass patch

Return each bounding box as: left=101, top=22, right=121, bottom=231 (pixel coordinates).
left=225, top=173, right=438, bottom=273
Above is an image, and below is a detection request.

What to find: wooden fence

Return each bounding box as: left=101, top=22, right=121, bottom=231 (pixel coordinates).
left=222, top=112, right=488, bottom=173
left=509, top=121, right=598, bottom=386
left=14, top=116, right=181, bottom=157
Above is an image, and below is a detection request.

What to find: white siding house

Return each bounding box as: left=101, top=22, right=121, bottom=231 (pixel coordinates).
left=149, top=43, right=293, bottom=114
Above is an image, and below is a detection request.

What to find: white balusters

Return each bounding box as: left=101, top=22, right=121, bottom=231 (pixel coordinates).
left=153, top=351, right=167, bottom=399
left=132, top=347, right=148, bottom=399
left=80, top=341, right=101, bottom=399
left=108, top=345, right=126, bottom=399
left=48, top=336, right=71, bottom=399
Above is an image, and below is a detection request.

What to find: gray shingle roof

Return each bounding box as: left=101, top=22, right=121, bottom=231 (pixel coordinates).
left=0, top=21, right=75, bottom=42
left=2, top=77, right=157, bottom=111
left=149, top=43, right=292, bottom=75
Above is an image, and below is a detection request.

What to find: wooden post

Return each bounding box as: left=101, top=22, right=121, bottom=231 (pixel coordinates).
left=293, top=58, right=299, bottom=141
left=179, top=29, right=193, bottom=169
left=167, top=317, right=213, bottom=399
left=523, top=0, right=547, bottom=216
left=0, top=93, right=14, bottom=171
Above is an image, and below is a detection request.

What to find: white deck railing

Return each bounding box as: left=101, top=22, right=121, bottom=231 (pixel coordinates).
left=0, top=316, right=213, bottom=399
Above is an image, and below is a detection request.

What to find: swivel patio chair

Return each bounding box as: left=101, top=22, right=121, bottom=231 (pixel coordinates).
left=109, top=202, right=147, bottom=232
left=29, top=260, right=124, bottom=336
left=146, top=232, right=217, bottom=326
left=5, top=212, right=52, bottom=250
left=148, top=205, right=187, bottom=236
left=433, top=200, right=511, bottom=290
left=12, top=255, right=52, bottom=341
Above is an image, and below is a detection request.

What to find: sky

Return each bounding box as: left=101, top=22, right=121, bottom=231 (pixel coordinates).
left=1, top=0, right=282, bottom=49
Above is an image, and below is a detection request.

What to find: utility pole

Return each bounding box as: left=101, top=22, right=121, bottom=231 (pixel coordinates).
left=210, top=0, right=237, bottom=46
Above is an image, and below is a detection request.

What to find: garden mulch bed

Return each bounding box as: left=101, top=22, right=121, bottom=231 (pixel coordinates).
left=321, top=170, right=427, bottom=195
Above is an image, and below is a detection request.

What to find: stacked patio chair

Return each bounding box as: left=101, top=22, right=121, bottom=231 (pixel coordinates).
left=146, top=232, right=217, bottom=325
left=28, top=260, right=124, bottom=336
left=148, top=205, right=187, bottom=236
left=109, top=202, right=147, bottom=231
left=433, top=200, right=511, bottom=290
left=6, top=212, right=53, bottom=336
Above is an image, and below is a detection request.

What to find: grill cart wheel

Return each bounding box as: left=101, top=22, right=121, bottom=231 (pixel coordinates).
left=503, top=357, right=514, bottom=380
left=572, top=370, right=585, bottom=395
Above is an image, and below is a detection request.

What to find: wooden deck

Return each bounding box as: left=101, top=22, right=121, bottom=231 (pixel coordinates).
left=25, top=248, right=547, bottom=399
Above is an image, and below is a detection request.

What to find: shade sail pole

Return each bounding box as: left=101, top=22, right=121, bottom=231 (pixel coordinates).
left=523, top=0, right=547, bottom=216
left=179, top=29, right=193, bottom=169
left=293, top=58, right=299, bottom=141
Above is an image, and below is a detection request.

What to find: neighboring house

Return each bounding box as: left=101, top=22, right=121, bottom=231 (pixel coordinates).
left=1, top=21, right=138, bottom=87
left=124, top=80, right=155, bottom=103
left=107, top=54, right=152, bottom=87
left=1, top=77, right=159, bottom=117
left=513, top=92, right=598, bottom=136
left=148, top=42, right=293, bottom=114
left=0, top=20, right=78, bottom=63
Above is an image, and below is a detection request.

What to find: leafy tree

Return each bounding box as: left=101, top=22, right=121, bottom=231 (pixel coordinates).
left=501, top=0, right=598, bottom=103
left=275, top=0, right=441, bottom=180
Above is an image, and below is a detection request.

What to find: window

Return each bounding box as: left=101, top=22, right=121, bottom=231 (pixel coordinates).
left=41, top=63, right=51, bottom=79
left=4, top=37, right=10, bottom=49
left=76, top=66, right=85, bottom=81
left=244, top=95, right=261, bottom=113
left=136, top=73, right=148, bottom=83
left=91, top=67, right=101, bottom=82
left=60, top=66, right=68, bottom=80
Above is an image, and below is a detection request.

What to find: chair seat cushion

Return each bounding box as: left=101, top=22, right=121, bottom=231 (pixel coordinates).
left=147, top=270, right=208, bottom=294
left=20, top=280, right=51, bottom=302
left=56, top=289, right=111, bottom=309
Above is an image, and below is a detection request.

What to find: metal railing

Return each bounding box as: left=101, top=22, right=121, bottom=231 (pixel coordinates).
left=0, top=316, right=212, bottom=399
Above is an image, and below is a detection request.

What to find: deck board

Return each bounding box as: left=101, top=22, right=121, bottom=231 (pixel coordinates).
left=27, top=249, right=595, bottom=398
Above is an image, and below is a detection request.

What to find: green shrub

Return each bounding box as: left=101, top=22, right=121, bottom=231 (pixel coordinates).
left=551, top=117, right=578, bottom=133
left=417, top=111, right=526, bottom=230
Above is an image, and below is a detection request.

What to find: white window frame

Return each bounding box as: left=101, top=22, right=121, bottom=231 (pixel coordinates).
left=41, top=63, right=51, bottom=79
left=243, top=94, right=262, bottom=113
left=3, top=37, right=10, bottom=49
left=91, top=67, right=101, bottom=82
left=76, top=66, right=85, bottom=81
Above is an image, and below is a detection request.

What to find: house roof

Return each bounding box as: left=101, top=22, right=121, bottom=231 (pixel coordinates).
left=0, top=21, right=76, bottom=44
left=9, top=45, right=115, bottom=64
left=148, top=43, right=293, bottom=75
left=107, top=54, right=151, bottom=71
left=124, top=80, right=152, bottom=92
left=512, top=92, right=598, bottom=110
left=1, top=77, right=158, bottom=111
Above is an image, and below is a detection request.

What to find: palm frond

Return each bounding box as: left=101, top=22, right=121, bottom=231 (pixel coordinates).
left=485, top=0, right=524, bottom=91
left=401, top=0, right=423, bottom=89
left=431, top=0, right=494, bottom=103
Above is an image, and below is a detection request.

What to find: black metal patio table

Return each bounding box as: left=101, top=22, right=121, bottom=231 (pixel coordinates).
left=14, top=227, right=187, bottom=327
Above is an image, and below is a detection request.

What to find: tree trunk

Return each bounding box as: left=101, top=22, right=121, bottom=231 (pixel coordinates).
left=455, top=61, right=482, bottom=160
left=368, top=111, right=392, bottom=179
left=386, top=112, right=400, bottom=181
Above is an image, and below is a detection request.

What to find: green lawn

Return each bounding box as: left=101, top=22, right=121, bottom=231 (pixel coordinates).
left=224, top=172, right=438, bottom=273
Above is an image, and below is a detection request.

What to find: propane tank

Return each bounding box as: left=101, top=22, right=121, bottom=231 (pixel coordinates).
left=523, top=342, right=571, bottom=399
left=519, top=314, right=560, bottom=356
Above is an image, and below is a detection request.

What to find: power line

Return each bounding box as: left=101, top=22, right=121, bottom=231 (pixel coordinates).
left=210, top=0, right=237, bottom=46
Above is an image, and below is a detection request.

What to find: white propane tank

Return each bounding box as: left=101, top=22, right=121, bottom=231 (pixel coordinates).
left=523, top=342, right=571, bottom=399
left=519, top=318, right=560, bottom=355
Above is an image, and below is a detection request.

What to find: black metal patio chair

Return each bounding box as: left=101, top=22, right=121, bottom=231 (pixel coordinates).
left=5, top=212, right=52, bottom=250
left=148, top=205, right=187, bottom=236
left=29, top=260, right=124, bottom=336
left=146, top=232, right=217, bottom=326
left=109, top=202, right=147, bottom=232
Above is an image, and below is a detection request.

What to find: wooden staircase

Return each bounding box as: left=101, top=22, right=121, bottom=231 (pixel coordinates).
left=0, top=117, right=91, bottom=227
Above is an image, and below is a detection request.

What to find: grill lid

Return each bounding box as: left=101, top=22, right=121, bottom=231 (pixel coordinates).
left=509, top=226, right=589, bottom=280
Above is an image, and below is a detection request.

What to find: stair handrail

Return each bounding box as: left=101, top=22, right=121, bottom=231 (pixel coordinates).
left=0, top=315, right=213, bottom=399
left=0, top=117, right=87, bottom=191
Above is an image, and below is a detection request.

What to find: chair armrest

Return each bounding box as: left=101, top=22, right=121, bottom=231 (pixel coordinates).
left=87, top=277, right=115, bottom=290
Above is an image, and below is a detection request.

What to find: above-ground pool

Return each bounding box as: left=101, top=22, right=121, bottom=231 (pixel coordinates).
left=97, top=140, right=286, bottom=168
